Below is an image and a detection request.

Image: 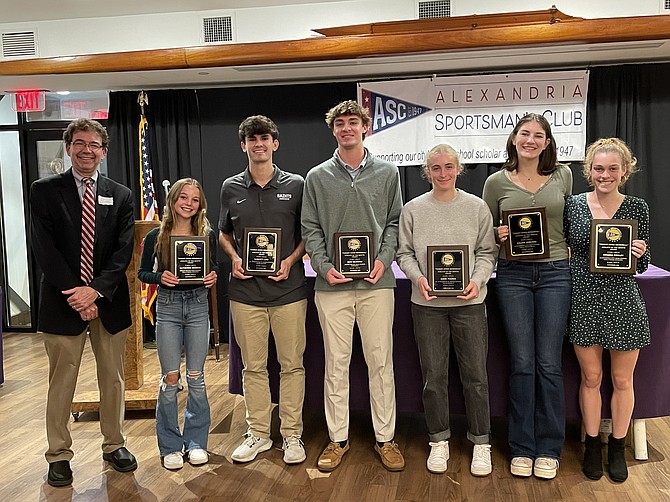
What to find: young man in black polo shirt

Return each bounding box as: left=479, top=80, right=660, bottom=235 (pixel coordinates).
left=219, top=115, right=307, bottom=464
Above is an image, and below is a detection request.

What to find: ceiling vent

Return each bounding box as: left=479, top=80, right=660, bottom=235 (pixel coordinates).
left=1, top=31, right=37, bottom=58
left=418, top=0, right=451, bottom=19
left=202, top=16, right=234, bottom=44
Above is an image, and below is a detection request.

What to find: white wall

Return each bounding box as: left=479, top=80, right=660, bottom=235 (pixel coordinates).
left=0, top=1, right=414, bottom=57
left=0, top=0, right=663, bottom=59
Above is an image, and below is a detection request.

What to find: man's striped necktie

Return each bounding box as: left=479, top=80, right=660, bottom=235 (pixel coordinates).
left=80, top=177, right=95, bottom=284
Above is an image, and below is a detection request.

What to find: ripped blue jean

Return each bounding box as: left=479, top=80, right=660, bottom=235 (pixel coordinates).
left=155, top=286, right=211, bottom=456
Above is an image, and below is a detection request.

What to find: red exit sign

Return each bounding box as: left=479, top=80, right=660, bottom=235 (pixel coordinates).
left=11, top=90, right=46, bottom=112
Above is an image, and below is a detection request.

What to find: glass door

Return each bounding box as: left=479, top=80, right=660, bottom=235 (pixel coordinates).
left=0, top=129, right=30, bottom=329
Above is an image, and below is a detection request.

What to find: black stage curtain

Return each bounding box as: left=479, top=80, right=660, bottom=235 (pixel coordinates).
left=586, top=64, right=670, bottom=270
left=195, top=83, right=355, bottom=205
left=107, top=92, right=139, bottom=213
left=107, top=89, right=202, bottom=217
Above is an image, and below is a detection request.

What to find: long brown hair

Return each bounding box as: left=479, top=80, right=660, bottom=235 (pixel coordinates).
left=155, top=178, right=211, bottom=270
left=502, top=113, right=558, bottom=176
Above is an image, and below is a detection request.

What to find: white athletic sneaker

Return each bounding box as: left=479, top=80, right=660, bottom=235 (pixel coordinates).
left=187, top=448, right=209, bottom=465
left=231, top=434, right=273, bottom=463
left=510, top=456, right=533, bottom=477
left=282, top=435, right=307, bottom=464
left=163, top=451, right=184, bottom=470
left=470, top=444, right=492, bottom=476
left=427, top=440, right=449, bottom=473
left=534, top=457, right=559, bottom=479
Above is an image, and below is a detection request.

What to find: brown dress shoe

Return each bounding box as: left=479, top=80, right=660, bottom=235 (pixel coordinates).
left=375, top=442, right=405, bottom=471
left=317, top=441, right=350, bottom=471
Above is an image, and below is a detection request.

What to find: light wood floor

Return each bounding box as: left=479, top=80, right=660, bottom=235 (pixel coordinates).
left=1, top=331, right=669, bottom=502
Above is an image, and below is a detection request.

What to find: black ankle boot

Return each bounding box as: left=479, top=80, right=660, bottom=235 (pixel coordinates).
left=583, top=434, right=603, bottom=480
left=607, top=434, right=628, bottom=482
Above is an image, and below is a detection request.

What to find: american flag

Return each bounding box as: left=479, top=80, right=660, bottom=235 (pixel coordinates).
left=139, top=114, right=159, bottom=324
left=139, top=115, right=159, bottom=221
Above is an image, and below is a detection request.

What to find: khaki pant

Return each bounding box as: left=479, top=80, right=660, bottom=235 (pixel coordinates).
left=315, top=288, right=396, bottom=443
left=44, top=320, right=128, bottom=462
left=230, top=299, right=307, bottom=438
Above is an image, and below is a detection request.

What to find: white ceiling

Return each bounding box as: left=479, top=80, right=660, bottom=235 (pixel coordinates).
left=1, top=1, right=670, bottom=92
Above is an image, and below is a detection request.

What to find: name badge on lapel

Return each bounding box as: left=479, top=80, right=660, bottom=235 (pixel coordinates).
left=98, top=195, right=114, bottom=205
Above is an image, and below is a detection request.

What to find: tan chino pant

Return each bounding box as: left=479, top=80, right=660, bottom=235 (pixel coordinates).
left=231, top=299, right=307, bottom=438
left=315, top=288, right=397, bottom=443
left=44, top=319, right=128, bottom=463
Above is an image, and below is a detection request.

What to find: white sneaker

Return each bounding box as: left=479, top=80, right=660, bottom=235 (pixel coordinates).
left=471, top=444, right=492, bottom=476
left=163, top=451, right=184, bottom=470
left=187, top=448, right=209, bottom=465
left=510, top=456, right=533, bottom=477
left=534, top=457, right=559, bottom=479
left=427, top=440, right=449, bottom=473
left=231, top=434, right=273, bottom=463
left=282, top=435, right=306, bottom=464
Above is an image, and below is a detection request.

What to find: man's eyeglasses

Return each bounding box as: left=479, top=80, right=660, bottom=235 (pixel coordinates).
left=71, top=140, right=104, bottom=152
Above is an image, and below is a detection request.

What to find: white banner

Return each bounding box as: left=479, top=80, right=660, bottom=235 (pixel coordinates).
left=358, top=70, right=589, bottom=166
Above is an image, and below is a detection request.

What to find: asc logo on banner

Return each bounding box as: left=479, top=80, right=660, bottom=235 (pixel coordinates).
left=360, top=89, right=431, bottom=135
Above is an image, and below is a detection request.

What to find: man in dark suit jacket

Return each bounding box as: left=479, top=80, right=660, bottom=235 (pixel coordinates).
left=30, top=118, right=137, bottom=487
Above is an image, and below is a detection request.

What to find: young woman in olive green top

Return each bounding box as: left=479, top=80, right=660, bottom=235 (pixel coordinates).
left=482, top=114, right=572, bottom=480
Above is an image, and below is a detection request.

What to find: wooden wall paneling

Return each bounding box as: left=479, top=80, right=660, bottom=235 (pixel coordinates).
left=0, top=11, right=669, bottom=77
left=313, top=7, right=580, bottom=36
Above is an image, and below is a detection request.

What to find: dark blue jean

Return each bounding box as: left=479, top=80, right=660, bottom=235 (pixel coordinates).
left=495, top=259, right=571, bottom=459
left=155, top=287, right=211, bottom=456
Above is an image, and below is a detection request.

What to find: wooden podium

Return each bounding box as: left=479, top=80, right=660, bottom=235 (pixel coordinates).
left=72, top=220, right=160, bottom=418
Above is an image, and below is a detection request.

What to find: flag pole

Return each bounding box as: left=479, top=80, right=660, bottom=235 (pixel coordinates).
left=138, top=91, right=160, bottom=325
left=138, top=90, right=148, bottom=116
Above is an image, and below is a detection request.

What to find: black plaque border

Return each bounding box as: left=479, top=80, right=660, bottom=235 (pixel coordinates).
left=170, top=235, right=209, bottom=285
left=589, top=219, right=638, bottom=275
left=502, top=207, right=550, bottom=261
left=426, top=245, right=470, bottom=297
left=242, top=227, right=282, bottom=276
left=334, top=232, right=374, bottom=279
